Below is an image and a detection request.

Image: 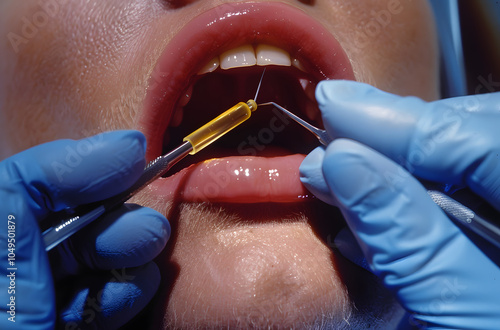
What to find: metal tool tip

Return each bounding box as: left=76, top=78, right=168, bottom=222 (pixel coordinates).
left=253, top=68, right=267, bottom=103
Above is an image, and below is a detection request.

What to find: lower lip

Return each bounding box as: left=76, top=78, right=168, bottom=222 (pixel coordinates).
left=150, top=154, right=312, bottom=203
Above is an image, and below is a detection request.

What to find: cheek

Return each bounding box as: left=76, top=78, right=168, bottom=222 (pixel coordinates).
left=359, top=1, right=439, bottom=100
left=0, top=1, right=164, bottom=156
left=314, top=0, right=439, bottom=100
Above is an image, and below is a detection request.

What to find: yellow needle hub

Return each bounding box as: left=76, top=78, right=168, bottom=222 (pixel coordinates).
left=183, top=99, right=258, bottom=154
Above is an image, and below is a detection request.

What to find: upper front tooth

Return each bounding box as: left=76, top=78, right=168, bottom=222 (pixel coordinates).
left=256, top=45, right=291, bottom=66
left=220, top=45, right=256, bottom=70
left=198, top=56, right=220, bottom=74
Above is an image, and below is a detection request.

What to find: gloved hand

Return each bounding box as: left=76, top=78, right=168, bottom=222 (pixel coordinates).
left=0, top=130, right=170, bottom=329
left=300, top=80, right=500, bottom=329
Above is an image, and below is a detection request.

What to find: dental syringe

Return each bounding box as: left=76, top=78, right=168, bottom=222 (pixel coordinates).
left=43, top=71, right=267, bottom=251
left=43, top=100, right=259, bottom=251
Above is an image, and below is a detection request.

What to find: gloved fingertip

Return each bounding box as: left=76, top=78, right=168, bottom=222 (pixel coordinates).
left=118, top=129, right=147, bottom=157
left=32, top=130, right=149, bottom=208
left=316, top=80, right=372, bottom=105
left=59, top=263, right=161, bottom=329
left=299, top=147, right=338, bottom=205
left=317, top=79, right=400, bottom=104
left=147, top=207, right=171, bottom=248
left=315, top=81, right=420, bottom=162
left=322, top=139, right=378, bottom=208
left=94, top=205, right=170, bottom=265
left=130, top=130, right=147, bottom=151
left=88, top=130, right=146, bottom=159
left=72, top=204, right=170, bottom=270
left=101, top=263, right=161, bottom=326
left=334, top=227, right=371, bottom=272
left=133, top=261, right=161, bottom=295
left=99, top=130, right=147, bottom=169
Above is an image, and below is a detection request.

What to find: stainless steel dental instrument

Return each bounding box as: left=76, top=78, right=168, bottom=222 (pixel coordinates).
left=43, top=71, right=268, bottom=251
left=254, top=67, right=266, bottom=103
left=259, top=102, right=333, bottom=146
left=427, top=191, right=500, bottom=249
left=259, top=102, right=500, bottom=249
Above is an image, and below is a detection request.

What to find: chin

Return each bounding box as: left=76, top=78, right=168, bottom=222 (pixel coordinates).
left=130, top=2, right=406, bottom=328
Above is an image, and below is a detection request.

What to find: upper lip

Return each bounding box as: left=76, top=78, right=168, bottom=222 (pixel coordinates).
left=138, top=1, right=354, bottom=161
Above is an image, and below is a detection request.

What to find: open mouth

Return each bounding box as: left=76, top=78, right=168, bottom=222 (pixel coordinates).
left=139, top=2, right=354, bottom=204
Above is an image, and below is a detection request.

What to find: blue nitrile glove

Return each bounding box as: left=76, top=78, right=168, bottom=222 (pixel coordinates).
left=300, top=80, right=500, bottom=329
left=0, top=130, right=170, bottom=329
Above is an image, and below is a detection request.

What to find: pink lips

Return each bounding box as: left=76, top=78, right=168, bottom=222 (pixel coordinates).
left=140, top=2, right=354, bottom=204
left=152, top=154, right=310, bottom=203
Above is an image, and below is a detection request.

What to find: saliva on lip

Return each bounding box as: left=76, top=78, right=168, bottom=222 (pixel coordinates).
left=183, top=99, right=258, bottom=154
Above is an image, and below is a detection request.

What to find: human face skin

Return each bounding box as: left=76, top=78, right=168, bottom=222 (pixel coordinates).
left=0, top=0, right=439, bottom=328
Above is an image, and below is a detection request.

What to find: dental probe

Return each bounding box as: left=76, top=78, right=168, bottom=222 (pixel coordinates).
left=259, top=102, right=500, bottom=249
left=259, top=102, right=332, bottom=146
